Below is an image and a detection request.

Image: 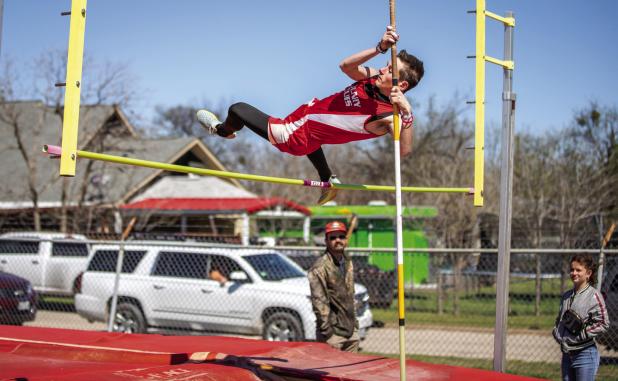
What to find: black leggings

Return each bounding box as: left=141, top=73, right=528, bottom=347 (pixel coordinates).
left=220, top=102, right=332, bottom=182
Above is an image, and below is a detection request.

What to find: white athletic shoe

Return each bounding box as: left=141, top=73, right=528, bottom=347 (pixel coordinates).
left=196, top=109, right=221, bottom=135
left=318, top=175, right=341, bottom=205
left=196, top=109, right=237, bottom=139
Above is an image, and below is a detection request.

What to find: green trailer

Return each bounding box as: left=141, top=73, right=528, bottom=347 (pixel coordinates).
left=309, top=204, right=437, bottom=285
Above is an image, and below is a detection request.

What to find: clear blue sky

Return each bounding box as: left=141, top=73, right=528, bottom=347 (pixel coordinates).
left=2, top=0, right=617, bottom=134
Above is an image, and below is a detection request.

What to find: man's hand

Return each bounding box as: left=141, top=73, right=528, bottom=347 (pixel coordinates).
left=378, top=25, right=399, bottom=52
left=388, top=86, right=414, bottom=156
left=389, top=86, right=411, bottom=116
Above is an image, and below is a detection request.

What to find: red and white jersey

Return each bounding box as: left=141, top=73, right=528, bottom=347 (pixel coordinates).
left=268, top=77, right=394, bottom=156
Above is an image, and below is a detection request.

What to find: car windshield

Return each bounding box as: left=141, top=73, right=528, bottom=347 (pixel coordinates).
left=243, top=253, right=305, bottom=281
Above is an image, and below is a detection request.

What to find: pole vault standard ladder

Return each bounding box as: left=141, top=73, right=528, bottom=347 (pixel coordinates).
left=469, top=0, right=516, bottom=373
left=57, top=0, right=87, bottom=177
left=470, top=0, right=515, bottom=207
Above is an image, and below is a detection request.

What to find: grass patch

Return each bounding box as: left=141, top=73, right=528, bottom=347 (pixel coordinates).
left=39, top=295, right=74, bottom=305
left=373, top=296, right=558, bottom=330
left=37, top=295, right=75, bottom=312
left=372, top=278, right=567, bottom=330
left=372, top=309, right=556, bottom=330
left=363, top=352, right=618, bottom=380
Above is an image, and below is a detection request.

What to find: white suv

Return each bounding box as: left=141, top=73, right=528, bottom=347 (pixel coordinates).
left=75, top=243, right=373, bottom=341
left=0, top=232, right=90, bottom=296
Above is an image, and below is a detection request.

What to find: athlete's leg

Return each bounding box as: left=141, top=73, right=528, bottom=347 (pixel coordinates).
left=197, top=102, right=270, bottom=140
left=219, top=102, right=270, bottom=140
left=307, top=148, right=332, bottom=182
left=308, top=148, right=340, bottom=205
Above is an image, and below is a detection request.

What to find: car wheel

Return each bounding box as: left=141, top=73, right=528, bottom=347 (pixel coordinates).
left=262, top=312, right=304, bottom=342
left=113, top=303, right=146, bottom=333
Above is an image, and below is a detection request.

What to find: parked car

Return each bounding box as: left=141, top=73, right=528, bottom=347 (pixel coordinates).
left=75, top=243, right=373, bottom=341
left=286, top=253, right=395, bottom=308
left=0, top=271, right=37, bottom=325
left=353, top=258, right=396, bottom=308
left=0, top=232, right=90, bottom=296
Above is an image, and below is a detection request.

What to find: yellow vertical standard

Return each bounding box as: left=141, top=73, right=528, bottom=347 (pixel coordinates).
left=474, top=0, right=485, bottom=206
left=60, top=0, right=88, bottom=176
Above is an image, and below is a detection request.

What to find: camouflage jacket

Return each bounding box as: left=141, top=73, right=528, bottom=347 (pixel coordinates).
left=308, top=250, right=357, bottom=339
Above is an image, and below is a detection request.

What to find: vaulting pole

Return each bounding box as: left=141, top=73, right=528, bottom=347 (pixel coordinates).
left=388, top=1, right=406, bottom=379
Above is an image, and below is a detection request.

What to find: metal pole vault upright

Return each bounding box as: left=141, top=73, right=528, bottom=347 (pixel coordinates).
left=471, top=0, right=516, bottom=373
left=387, top=0, right=407, bottom=379
left=494, top=11, right=515, bottom=372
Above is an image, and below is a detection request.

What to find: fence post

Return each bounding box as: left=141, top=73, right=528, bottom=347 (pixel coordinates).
left=107, top=218, right=136, bottom=332
left=437, top=269, right=444, bottom=315
left=407, top=264, right=414, bottom=311
left=560, top=256, right=568, bottom=295
left=453, top=254, right=462, bottom=316
left=535, top=253, right=541, bottom=317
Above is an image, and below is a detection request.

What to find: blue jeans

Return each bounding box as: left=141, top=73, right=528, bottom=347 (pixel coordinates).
left=561, top=345, right=600, bottom=381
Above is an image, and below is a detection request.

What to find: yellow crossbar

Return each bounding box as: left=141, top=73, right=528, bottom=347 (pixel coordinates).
left=43, top=145, right=473, bottom=194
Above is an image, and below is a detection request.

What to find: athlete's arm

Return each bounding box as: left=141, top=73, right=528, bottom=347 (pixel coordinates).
left=339, top=26, right=399, bottom=81
left=389, top=85, right=413, bottom=156
left=400, top=123, right=413, bottom=157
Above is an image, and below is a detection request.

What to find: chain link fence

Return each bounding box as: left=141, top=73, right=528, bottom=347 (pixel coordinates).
left=1, top=232, right=618, bottom=379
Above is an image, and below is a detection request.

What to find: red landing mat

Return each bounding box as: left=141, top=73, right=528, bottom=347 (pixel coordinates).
left=0, top=326, right=544, bottom=381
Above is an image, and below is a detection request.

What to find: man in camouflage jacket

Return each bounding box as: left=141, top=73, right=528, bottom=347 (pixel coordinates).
left=308, top=221, right=359, bottom=352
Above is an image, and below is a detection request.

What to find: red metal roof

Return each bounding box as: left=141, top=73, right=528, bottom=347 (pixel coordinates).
left=121, top=197, right=311, bottom=216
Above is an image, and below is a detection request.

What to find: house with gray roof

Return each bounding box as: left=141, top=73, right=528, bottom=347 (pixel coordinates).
left=0, top=101, right=311, bottom=242
left=0, top=101, right=247, bottom=234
